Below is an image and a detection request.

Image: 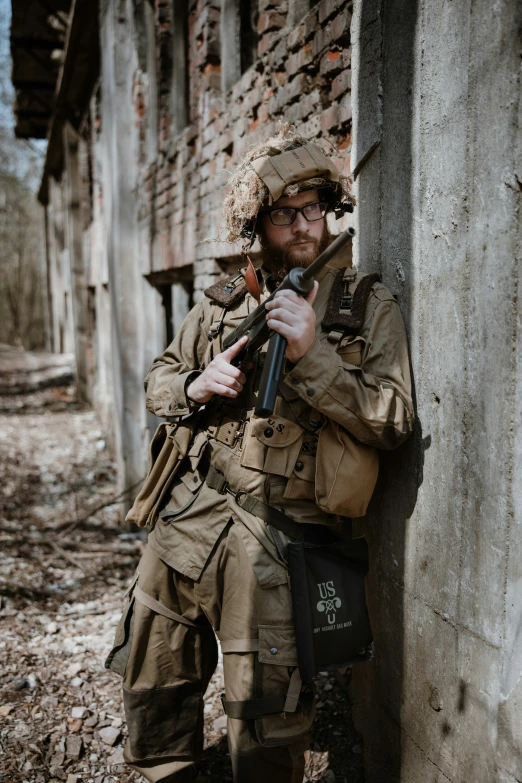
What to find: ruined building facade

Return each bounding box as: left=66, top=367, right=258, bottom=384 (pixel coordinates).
left=11, top=0, right=522, bottom=781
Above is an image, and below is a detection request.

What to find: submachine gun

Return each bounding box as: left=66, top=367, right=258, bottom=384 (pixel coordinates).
left=222, top=227, right=355, bottom=418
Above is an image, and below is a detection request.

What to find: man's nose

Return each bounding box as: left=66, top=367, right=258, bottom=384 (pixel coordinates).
left=292, top=211, right=309, bottom=232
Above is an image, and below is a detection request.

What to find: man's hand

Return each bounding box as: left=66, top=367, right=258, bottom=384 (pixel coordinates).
left=264, top=282, right=319, bottom=363
left=186, top=335, right=249, bottom=404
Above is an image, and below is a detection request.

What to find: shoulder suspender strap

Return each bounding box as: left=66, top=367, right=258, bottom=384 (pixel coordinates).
left=322, top=270, right=381, bottom=336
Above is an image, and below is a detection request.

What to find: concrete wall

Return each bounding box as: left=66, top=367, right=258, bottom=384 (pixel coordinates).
left=351, top=1, right=522, bottom=780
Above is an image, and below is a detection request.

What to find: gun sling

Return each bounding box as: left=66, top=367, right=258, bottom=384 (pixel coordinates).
left=205, top=465, right=336, bottom=546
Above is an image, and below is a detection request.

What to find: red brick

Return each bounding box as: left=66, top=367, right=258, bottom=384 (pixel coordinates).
left=312, top=26, right=329, bottom=58
left=287, top=43, right=313, bottom=74
left=331, top=9, right=351, bottom=43
left=267, top=36, right=288, bottom=68
left=258, top=10, right=285, bottom=35
left=304, top=8, right=319, bottom=40
left=258, top=32, right=275, bottom=58
left=288, top=23, right=305, bottom=51
left=337, top=131, right=351, bottom=150
left=319, top=49, right=343, bottom=76
left=339, top=95, right=352, bottom=124
left=330, top=68, right=352, bottom=100
left=318, top=0, right=341, bottom=25
left=320, top=103, right=339, bottom=133
left=285, top=72, right=308, bottom=102
left=258, top=102, right=270, bottom=123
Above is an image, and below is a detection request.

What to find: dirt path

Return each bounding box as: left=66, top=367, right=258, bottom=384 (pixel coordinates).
left=0, top=380, right=364, bottom=783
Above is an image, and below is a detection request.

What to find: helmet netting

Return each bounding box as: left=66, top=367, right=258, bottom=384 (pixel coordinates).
left=222, top=122, right=353, bottom=243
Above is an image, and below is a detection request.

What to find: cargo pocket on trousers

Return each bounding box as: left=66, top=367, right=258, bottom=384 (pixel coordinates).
left=254, top=625, right=315, bottom=748
left=104, top=570, right=139, bottom=677
left=121, top=588, right=216, bottom=763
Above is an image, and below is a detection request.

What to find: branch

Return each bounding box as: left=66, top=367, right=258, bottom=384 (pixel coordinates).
left=55, top=478, right=144, bottom=540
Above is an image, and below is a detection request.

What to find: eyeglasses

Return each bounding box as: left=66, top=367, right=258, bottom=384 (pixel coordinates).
left=262, top=202, right=328, bottom=226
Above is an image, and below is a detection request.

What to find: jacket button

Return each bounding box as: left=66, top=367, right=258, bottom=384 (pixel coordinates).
left=295, top=461, right=304, bottom=472
left=292, top=376, right=301, bottom=384
left=309, top=418, right=320, bottom=428
left=168, top=404, right=173, bottom=411
left=193, top=476, right=198, bottom=483
left=306, top=389, right=314, bottom=397
left=270, top=647, right=278, bottom=655
left=264, top=427, right=274, bottom=438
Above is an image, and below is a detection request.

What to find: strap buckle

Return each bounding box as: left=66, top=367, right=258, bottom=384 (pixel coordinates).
left=212, top=469, right=247, bottom=504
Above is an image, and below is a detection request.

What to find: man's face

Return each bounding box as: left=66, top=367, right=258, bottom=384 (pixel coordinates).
left=257, top=189, right=331, bottom=281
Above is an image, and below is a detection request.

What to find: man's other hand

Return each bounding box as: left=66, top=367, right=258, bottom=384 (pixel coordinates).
left=186, top=335, right=249, bottom=403
left=265, top=282, right=319, bottom=363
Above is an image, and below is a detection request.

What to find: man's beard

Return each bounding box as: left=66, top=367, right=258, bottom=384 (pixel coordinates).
left=258, top=224, right=332, bottom=283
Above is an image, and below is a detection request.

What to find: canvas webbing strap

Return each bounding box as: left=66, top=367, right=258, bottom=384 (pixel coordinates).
left=205, top=466, right=335, bottom=545
left=284, top=667, right=302, bottom=713
left=221, top=693, right=287, bottom=720
left=134, top=586, right=200, bottom=629
left=205, top=466, right=334, bottom=542
left=221, top=688, right=313, bottom=720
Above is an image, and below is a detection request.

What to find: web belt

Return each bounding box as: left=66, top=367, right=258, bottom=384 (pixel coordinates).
left=205, top=465, right=336, bottom=546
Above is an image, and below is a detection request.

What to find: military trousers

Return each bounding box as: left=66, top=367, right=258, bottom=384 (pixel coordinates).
left=106, top=520, right=315, bottom=782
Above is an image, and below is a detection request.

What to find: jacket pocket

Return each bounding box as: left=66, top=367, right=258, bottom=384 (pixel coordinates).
left=315, top=420, right=379, bottom=518
left=337, top=335, right=365, bottom=366
left=241, top=416, right=304, bottom=478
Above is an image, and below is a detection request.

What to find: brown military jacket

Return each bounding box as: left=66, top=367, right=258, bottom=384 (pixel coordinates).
left=144, top=264, right=414, bottom=589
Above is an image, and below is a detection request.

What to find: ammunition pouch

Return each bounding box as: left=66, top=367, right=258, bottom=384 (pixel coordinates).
left=125, top=420, right=196, bottom=529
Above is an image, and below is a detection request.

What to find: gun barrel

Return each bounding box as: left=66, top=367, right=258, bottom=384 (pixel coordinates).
left=301, top=227, right=355, bottom=281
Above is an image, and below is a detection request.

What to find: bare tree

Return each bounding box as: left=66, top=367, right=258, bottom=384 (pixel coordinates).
left=0, top=0, right=46, bottom=350
left=0, top=174, right=44, bottom=348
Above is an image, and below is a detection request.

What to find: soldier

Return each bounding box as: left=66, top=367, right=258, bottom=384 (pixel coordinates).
left=106, top=124, right=414, bottom=782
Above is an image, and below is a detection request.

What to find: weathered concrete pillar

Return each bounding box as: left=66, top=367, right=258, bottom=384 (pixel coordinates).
left=63, top=122, right=90, bottom=403
left=351, top=1, right=522, bottom=780
left=100, top=0, right=148, bottom=514
left=221, top=0, right=241, bottom=93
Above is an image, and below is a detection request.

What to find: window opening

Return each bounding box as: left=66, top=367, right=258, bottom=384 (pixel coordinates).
left=240, top=0, right=258, bottom=73
left=171, top=0, right=189, bottom=132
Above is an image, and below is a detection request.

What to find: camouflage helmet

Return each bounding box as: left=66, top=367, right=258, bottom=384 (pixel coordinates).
left=222, top=123, right=354, bottom=244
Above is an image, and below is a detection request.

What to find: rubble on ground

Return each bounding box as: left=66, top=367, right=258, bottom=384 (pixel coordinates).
left=0, top=372, right=363, bottom=783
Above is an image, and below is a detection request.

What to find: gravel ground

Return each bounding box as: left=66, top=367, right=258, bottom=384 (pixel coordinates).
left=0, top=378, right=364, bottom=783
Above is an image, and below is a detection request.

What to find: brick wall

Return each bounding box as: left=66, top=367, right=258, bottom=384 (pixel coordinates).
left=137, top=0, right=353, bottom=299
